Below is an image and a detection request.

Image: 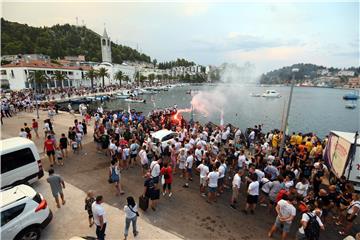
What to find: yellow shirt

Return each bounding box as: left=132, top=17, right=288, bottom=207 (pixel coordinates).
left=305, top=141, right=313, bottom=152
left=296, top=135, right=303, bottom=145
left=272, top=134, right=279, bottom=148
left=290, top=135, right=297, bottom=146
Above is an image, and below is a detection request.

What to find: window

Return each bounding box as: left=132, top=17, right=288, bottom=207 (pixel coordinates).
left=107, top=39, right=110, bottom=46
left=68, top=72, right=73, bottom=75
left=1, top=148, right=36, bottom=174
left=162, top=133, right=176, bottom=142
left=0, top=70, right=6, bottom=75
left=102, top=39, right=106, bottom=46
left=1, top=204, right=26, bottom=226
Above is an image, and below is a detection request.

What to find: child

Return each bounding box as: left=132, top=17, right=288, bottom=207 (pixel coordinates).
left=72, top=140, right=79, bottom=154
left=84, top=190, right=95, bottom=227
left=55, top=147, right=64, bottom=166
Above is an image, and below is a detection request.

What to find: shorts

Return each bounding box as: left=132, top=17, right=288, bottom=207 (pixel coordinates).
left=51, top=190, right=63, bottom=198
left=152, top=176, right=159, bottom=184
left=200, top=177, right=207, bottom=186
left=130, top=154, right=137, bottom=159
left=261, top=190, right=269, bottom=196
left=208, top=187, right=217, bottom=193
left=187, top=168, right=192, bottom=174
left=218, top=177, right=224, bottom=186
left=47, top=150, right=55, bottom=156
left=246, top=194, right=258, bottom=204
left=232, top=187, right=239, bottom=199
left=60, top=144, right=67, bottom=149
left=275, top=216, right=292, bottom=233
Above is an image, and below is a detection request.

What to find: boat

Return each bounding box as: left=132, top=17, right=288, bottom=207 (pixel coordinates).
left=124, top=98, right=146, bottom=103
left=343, top=92, right=359, bottom=100
left=262, top=90, right=281, bottom=98
left=345, top=101, right=357, bottom=109
left=114, top=94, right=129, bottom=99
left=249, top=93, right=261, bottom=97
left=86, top=95, right=110, bottom=101
left=138, top=88, right=157, bottom=94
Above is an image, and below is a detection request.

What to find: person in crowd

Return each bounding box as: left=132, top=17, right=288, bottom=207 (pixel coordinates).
left=109, top=160, right=125, bottom=196
left=243, top=174, right=259, bottom=214
left=197, top=159, right=209, bottom=197
left=160, top=162, right=173, bottom=197
left=124, top=196, right=139, bottom=240
left=46, top=168, right=66, bottom=208
left=92, top=195, right=107, bottom=240
left=85, top=190, right=95, bottom=227
left=268, top=194, right=297, bottom=240
left=230, top=169, right=242, bottom=209
left=32, top=118, right=39, bottom=138
left=44, top=135, right=56, bottom=167
left=143, top=172, right=158, bottom=211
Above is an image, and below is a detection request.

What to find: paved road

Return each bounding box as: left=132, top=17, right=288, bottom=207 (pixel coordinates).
left=2, top=111, right=358, bottom=240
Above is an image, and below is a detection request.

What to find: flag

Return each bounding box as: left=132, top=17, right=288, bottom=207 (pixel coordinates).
left=128, top=104, right=132, bottom=121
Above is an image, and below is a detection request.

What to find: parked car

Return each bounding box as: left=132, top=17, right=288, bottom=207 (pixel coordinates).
left=0, top=137, right=44, bottom=189
left=150, top=129, right=178, bottom=149
left=1, top=184, right=52, bottom=240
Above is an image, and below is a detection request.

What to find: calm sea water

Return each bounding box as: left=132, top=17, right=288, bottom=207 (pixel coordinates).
left=94, top=84, right=359, bottom=138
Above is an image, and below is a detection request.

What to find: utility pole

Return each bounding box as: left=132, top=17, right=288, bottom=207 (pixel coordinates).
left=278, top=68, right=299, bottom=158
left=32, top=71, right=40, bottom=119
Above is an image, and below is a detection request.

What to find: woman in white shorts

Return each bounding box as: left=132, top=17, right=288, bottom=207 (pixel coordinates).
left=177, top=148, right=187, bottom=178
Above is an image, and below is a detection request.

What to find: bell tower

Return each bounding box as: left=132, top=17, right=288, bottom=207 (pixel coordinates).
left=101, top=27, right=112, bottom=63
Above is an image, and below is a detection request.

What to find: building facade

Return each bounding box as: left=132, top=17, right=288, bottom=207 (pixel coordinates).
left=101, top=28, right=112, bottom=63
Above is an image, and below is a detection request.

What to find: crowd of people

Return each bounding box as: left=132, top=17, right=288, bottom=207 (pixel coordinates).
left=15, top=104, right=359, bottom=240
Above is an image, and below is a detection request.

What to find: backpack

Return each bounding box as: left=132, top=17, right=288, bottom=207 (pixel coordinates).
left=110, top=167, right=119, bottom=182
left=304, top=213, right=320, bottom=240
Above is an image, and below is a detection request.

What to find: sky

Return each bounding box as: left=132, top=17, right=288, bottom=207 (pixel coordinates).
left=2, top=1, right=359, bottom=75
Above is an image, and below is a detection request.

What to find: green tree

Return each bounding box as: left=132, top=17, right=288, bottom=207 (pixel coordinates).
left=28, top=70, right=49, bottom=91
left=148, top=73, right=155, bottom=86
left=114, top=70, right=124, bottom=88
left=52, top=71, right=68, bottom=88
left=85, top=67, right=98, bottom=88
left=123, top=75, right=130, bottom=85
left=139, top=75, right=147, bottom=87
left=156, top=74, right=163, bottom=85
left=97, top=67, right=109, bottom=88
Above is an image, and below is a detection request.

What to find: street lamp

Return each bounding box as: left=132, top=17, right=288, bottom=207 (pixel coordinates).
left=278, top=68, right=299, bottom=158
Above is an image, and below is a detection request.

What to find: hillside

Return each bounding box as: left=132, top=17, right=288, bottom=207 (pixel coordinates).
left=260, top=63, right=359, bottom=84
left=1, top=18, right=151, bottom=63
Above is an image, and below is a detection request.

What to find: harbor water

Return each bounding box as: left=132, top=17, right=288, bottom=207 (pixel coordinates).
left=88, top=84, right=359, bottom=138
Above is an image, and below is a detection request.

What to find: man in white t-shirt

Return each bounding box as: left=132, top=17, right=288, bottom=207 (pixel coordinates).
left=196, top=160, right=209, bottom=197
left=207, top=163, right=220, bottom=204
left=150, top=159, right=161, bottom=187
left=297, top=208, right=324, bottom=240
left=259, top=176, right=273, bottom=207
left=138, top=146, right=148, bottom=174
left=230, top=169, right=242, bottom=209
left=237, top=150, right=246, bottom=170
left=243, top=174, right=259, bottom=214
left=183, top=152, right=194, bottom=188
left=268, top=195, right=297, bottom=240
left=92, top=195, right=107, bottom=240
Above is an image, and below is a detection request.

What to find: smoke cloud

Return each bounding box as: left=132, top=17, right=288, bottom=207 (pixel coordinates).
left=190, top=62, right=257, bottom=120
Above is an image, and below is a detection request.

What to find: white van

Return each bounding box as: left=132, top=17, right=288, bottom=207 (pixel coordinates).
left=0, top=137, right=44, bottom=189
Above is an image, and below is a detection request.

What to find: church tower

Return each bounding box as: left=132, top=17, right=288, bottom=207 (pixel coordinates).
left=101, top=28, right=112, bottom=63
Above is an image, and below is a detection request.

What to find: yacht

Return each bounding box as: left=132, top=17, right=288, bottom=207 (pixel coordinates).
left=262, top=90, right=281, bottom=98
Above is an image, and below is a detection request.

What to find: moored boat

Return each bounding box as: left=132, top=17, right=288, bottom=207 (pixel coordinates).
left=262, top=90, right=281, bottom=98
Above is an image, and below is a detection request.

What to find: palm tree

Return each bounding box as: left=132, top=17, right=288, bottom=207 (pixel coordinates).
left=97, top=67, right=109, bottom=88
left=139, top=75, right=147, bottom=87
left=52, top=71, right=68, bottom=88
left=157, top=74, right=163, bottom=85
left=135, top=71, right=141, bottom=87
left=114, top=70, right=124, bottom=88
left=28, top=70, right=49, bottom=92
left=148, top=73, right=155, bottom=86
left=85, top=67, right=98, bottom=89
left=123, top=75, right=130, bottom=86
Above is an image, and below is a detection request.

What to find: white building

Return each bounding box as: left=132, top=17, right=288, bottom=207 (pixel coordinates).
left=0, top=60, right=91, bottom=90
left=93, top=62, right=136, bottom=85
left=338, top=70, right=355, bottom=77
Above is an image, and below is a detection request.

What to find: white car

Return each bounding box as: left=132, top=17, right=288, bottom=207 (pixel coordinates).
left=150, top=129, right=178, bottom=149
left=1, top=184, right=52, bottom=240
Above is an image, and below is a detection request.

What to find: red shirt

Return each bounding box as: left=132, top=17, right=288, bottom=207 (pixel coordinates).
left=276, top=189, right=289, bottom=203
left=160, top=166, right=173, bottom=184
left=32, top=121, right=38, bottom=129
left=44, top=139, right=55, bottom=151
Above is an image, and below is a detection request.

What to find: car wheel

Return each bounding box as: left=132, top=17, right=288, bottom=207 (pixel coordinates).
left=16, top=227, right=41, bottom=240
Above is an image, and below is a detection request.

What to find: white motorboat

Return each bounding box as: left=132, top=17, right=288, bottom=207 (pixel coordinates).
left=139, top=88, right=157, bottom=94
left=124, top=98, right=146, bottom=103
left=262, top=90, right=281, bottom=98
left=345, top=102, right=357, bottom=109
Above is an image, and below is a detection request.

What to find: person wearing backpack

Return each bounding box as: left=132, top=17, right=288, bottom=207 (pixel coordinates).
left=296, top=207, right=324, bottom=240
left=109, top=160, right=125, bottom=196
left=84, top=190, right=95, bottom=227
